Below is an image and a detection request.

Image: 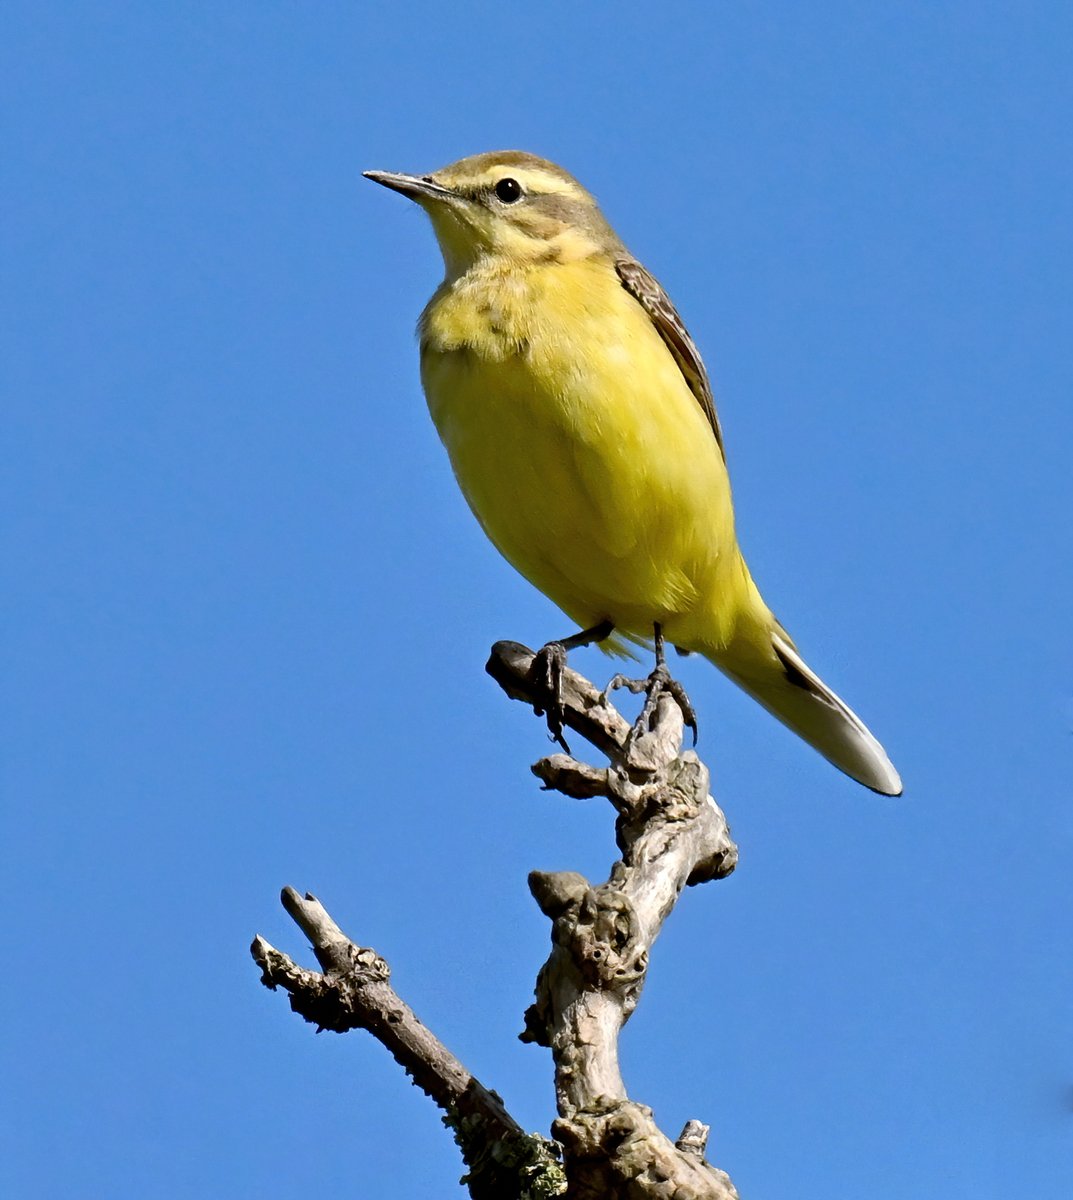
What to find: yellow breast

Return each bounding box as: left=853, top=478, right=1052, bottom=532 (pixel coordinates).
left=419, top=254, right=749, bottom=648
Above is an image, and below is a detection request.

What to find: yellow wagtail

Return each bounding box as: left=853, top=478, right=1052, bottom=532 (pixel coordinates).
left=365, top=151, right=902, bottom=795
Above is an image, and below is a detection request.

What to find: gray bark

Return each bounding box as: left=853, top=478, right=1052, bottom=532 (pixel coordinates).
left=252, top=641, right=740, bottom=1198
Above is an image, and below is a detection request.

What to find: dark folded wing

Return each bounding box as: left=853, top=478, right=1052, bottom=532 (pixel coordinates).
left=615, top=256, right=725, bottom=461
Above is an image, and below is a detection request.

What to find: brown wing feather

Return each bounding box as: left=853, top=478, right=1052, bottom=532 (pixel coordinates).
left=615, top=257, right=725, bottom=460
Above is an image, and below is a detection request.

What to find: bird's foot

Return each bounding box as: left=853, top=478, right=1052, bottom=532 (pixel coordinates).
left=602, top=662, right=699, bottom=746
left=528, top=641, right=572, bottom=753
left=525, top=621, right=616, bottom=752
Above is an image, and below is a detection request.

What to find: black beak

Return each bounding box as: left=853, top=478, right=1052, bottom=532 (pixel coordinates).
left=363, top=170, right=454, bottom=202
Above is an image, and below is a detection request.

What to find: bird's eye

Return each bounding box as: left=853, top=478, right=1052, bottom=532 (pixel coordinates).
left=494, top=177, right=522, bottom=203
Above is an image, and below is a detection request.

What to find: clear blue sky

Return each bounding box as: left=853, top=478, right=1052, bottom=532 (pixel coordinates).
left=4, top=4, right=1071, bottom=1197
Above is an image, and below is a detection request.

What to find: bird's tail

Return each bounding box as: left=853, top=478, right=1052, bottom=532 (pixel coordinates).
left=707, top=629, right=902, bottom=796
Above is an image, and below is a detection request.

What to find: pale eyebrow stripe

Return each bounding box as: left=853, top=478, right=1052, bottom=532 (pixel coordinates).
left=474, top=169, right=583, bottom=198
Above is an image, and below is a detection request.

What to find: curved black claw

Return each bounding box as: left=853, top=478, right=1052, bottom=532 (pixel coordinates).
left=528, top=641, right=572, bottom=753
left=602, top=662, right=699, bottom=746
left=524, top=621, right=615, bottom=752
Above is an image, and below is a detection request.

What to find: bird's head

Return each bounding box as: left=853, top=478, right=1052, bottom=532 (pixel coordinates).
left=365, top=151, right=621, bottom=277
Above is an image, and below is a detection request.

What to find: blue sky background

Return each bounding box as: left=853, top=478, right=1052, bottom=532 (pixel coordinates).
left=3, top=3, right=1071, bottom=1196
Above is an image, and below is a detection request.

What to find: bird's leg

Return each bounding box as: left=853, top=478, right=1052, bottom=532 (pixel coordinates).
left=528, top=620, right=615, bottom=752
left=602, top=623, right=699, bottom=745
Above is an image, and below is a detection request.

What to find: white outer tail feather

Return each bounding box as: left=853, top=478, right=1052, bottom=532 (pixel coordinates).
left=720, top=632, right=903, bottom=796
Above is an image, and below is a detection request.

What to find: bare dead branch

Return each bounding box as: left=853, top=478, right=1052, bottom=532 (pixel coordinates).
left=251, top=888, right=565, bottom=1199
left=252, top=643, right=740, bottom=1199
left=487, top=641, right=739, bottom=1199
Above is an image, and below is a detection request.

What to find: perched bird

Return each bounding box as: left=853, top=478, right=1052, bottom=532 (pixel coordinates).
left=365, top=152, right=902, bottom=795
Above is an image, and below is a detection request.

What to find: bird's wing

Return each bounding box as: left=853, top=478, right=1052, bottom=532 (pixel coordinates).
left=614, top=256, right=725, bottom=460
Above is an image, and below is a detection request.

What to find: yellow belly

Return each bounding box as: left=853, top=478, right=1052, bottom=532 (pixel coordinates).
left=419, top=256, right=754, bottom=650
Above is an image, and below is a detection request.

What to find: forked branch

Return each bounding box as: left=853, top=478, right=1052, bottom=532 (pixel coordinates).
left=488, top=641, right=739, bottom=1199
left=251, top=641, right=740, bottom=1199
